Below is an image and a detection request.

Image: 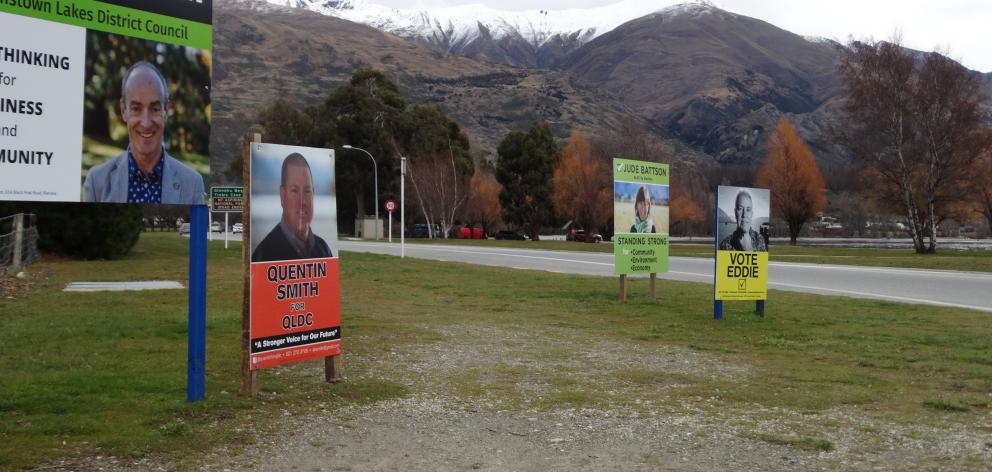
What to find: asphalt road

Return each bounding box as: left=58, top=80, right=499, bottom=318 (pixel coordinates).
left=339, top=240, right=992, bottom=313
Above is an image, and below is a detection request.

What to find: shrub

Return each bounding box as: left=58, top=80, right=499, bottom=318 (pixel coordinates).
left=0, top=202, right=143, bottom=259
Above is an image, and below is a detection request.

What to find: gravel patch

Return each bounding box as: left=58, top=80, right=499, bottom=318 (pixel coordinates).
left=48, top=321, right=992, bottom=471
left=185, top=394, right=990, bottom=472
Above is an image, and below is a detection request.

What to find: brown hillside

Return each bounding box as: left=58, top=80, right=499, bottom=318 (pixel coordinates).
left=211, top=0, right=697, bottom=184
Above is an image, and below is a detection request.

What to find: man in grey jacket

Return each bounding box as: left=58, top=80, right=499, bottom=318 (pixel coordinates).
left=83, top=61, right=203, bottom=204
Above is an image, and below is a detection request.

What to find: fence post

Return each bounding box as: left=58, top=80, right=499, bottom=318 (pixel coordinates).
left=12, top=213, right=24, bottom=270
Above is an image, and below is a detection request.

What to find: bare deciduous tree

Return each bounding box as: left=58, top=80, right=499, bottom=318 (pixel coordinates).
left=405, top=143, right=469, bottom=238
left=836, top=38, right=991, bottom=253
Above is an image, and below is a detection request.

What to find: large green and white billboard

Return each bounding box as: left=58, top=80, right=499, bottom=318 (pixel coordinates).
left=0, top=0, right=212, bottom=204
left=613, top=158, right=669, bottom=274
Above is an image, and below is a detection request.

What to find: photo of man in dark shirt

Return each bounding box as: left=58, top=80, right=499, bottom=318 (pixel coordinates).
left=251, top=153, right=332, bottom=262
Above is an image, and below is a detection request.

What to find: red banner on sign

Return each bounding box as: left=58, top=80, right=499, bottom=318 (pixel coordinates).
left=249, top=257, right=341, bottom=370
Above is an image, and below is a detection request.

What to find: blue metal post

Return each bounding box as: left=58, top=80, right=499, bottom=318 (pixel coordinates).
left=755, top=300, right=765, bottom=317
left=713, top=188, right=722, bottom=320
left=187, top=204, right=207, bottom=402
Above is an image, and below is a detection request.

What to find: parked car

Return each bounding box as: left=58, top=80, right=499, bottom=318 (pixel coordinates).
left=411, top=223, right=442, bottom=238
left=211, top=221, right=223, bottom=233
left=457, top=226, right=485, bottom=239
left=493, top=230, right=528, bottom=240
left=232, top=223, right=243, bottom=234
left=813, top=216, right=843, bottom=231
left=566, top=228, right=602, bottom=243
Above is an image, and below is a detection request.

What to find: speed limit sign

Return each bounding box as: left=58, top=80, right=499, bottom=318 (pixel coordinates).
left=384, top=198, right=397, bottom=213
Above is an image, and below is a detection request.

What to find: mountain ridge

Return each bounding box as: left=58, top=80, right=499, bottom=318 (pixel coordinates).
left=211, top=0, right=710, bottom=183
left=267, top=0, right=728, bottom=67
left=219, top=0, right=991, bottom=180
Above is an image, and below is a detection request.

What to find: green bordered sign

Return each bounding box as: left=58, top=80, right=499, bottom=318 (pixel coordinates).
left=0, top=1, right=212, bottom=204
left=211, top=186, right=243, bottom=212
left=613, top=158, right=670, bottom=275
left=0, top=1, right=212, bottom=49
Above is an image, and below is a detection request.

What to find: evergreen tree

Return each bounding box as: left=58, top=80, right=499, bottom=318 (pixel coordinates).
left=496, top=122, right=559, bottom=240
left=256, top=69, right=471, bottom=235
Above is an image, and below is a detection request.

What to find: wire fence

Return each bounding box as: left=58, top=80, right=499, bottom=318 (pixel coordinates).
left=0, top=213, right=40, bottom=275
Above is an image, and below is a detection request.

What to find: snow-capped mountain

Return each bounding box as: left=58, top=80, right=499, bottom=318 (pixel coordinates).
left=266, top=0, right=723, bottom=67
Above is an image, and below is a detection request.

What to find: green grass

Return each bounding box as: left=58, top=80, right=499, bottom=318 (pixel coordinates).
left=746, top=433, right=834, bottom=452
left=0, top=234, right=405, bottom=469
left=922, top=398, right=972, bottom=412
left=402, top=238, right=992, bottom=272
left=1, top=233, right=991, bottom=468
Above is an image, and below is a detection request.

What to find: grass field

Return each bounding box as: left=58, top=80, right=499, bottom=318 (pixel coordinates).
left=405, top=238, right=992, bottom=272
left=0, top=233, right=990, bottom=468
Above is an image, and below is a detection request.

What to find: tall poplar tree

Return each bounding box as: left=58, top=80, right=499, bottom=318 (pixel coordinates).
left=756, top=117, right=826, bottom=245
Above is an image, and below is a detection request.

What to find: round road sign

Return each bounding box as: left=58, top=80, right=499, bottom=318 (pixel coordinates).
left=384, top=199, right=397, bottom=213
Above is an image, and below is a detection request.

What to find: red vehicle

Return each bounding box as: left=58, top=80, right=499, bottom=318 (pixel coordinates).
left=566, top=228, right=603, bottom=243
left=458, top=226, right=485, bottom=239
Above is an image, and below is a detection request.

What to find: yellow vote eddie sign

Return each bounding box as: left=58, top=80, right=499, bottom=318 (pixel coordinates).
left=713, top=185, right=770, bottom=303
left=715, top=251, right=768, bottom=300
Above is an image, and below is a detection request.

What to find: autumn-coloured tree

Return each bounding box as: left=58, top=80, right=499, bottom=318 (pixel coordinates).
left=462, top=172, right=503, bottom=237
left=551, top=129, right=613, bottom=234
left=670, top=177, right=705, bottom=236
left=970, top=148, right=992, bottom=232
left=670, top=164, right=711, bottom=236
left=836, top=39, right=991, bottom=252
left=669, top=195, right=704, bottom=236
left=756, top=117, right=826, bottom=245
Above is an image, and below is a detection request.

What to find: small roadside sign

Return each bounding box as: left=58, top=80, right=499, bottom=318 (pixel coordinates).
left=384, top=198, right=397, bottom=213
left=211, top=187, right=244, bottom=212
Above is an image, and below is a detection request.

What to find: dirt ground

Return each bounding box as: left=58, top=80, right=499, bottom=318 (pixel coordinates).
left=62, top=322, right=992, bottom=471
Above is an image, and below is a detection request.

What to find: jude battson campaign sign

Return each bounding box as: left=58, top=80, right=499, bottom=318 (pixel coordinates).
left=613, top=158, right=670, bottom=275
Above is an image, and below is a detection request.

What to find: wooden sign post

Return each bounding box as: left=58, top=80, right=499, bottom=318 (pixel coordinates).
left=618, top=273, right=659, bottom=303
left=240, top=132, right=259, bottom=397
left=619, top=274, right=627, bottom=302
